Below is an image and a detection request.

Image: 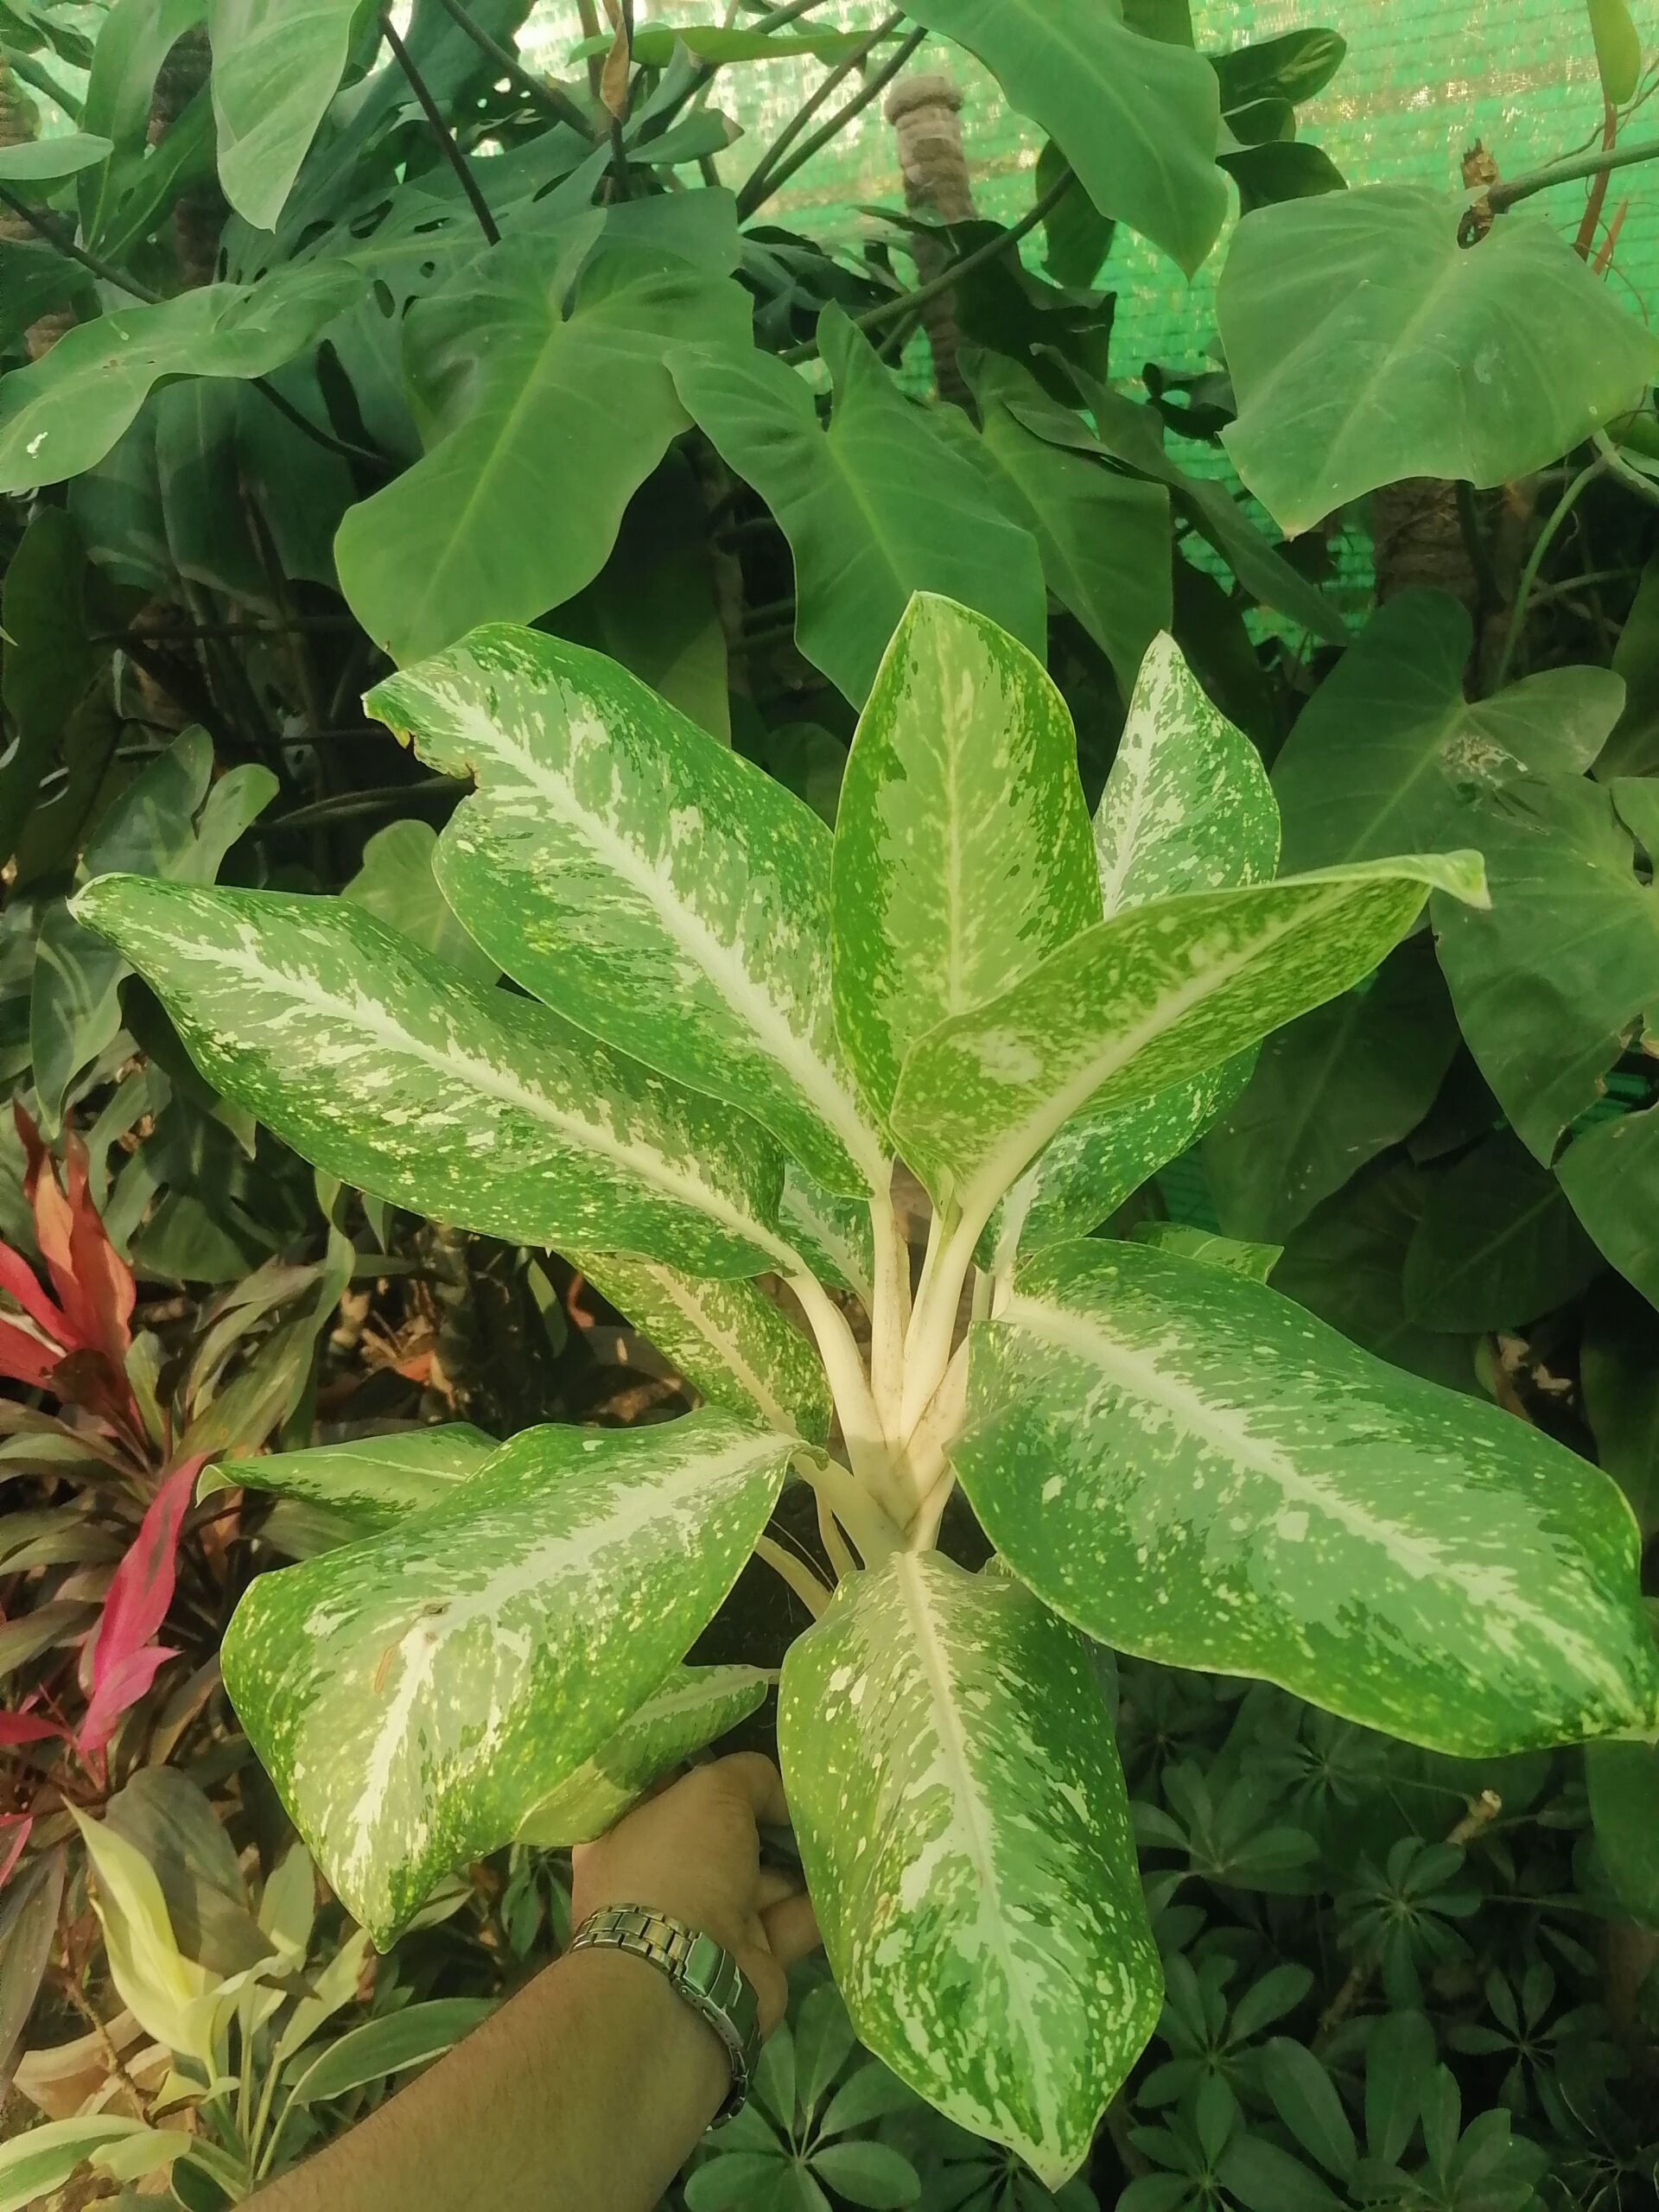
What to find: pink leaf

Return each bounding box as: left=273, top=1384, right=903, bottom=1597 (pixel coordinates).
left=0, top=1240, right=69, bottom=1348
left=17, top=1105, right=95, bottom=1349
left=0, top=1711, right=63, bottom=1746
left=0, top=1313, right=60, bottom=1389
left=77, top=1457, right=204, bottom=1758
left=63, top=1131, right=134, bottom=1371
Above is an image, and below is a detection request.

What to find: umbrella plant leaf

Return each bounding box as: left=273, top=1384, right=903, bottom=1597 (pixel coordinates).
left=893, top=849, right=1486, bottom=1250
left=1219, top=187, right=1659, bottom=532
left=222, top=1410, right=792, bottom=1942
left=515, top=1664, right=771, bottom=1847
left=72, top=876, right=793, bottom=1278
left=335, top=221, right=753, bottom=666
left=956, top=1238, right=1659, bottom=1755
left=367, top=622, right=887, bottom=1198
left=670, top=306, right=1048, bottom=707
left=779, top=1553, right=1160, bottom=2185
left=577, top=1254, right=832, bottom=1442
left=899, top=0, right=1226, bottom=276
left=831, top=593, right=1101, bottom=1124
left=210, top=1425, right=501, bottom=1536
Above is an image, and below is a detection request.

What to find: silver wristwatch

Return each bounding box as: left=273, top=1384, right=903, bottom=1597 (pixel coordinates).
left=568, top=1904, right=762, bottom=2122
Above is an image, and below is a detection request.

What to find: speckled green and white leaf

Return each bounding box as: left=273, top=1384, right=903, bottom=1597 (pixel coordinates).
left=516, top=1666, right=770, bottom=1848
left=1094, top=632, right=1281, bottom=914
left=71, top=877, right=791, bottom=1279
left=367, top=626, right=885, bottom=1198
left=830, top=594, right=1100, bottom=1122
left=207, top=1425, right=499, bottom=1536
left=892, top=851, right=1486, bottom=1243
left=577, top=1254, right=831, bottom=1442
left=956, top=1239, right=1659, bottom=1756
left=780, top=1554, right=1158, bottom=2184
left=979, top=1053, right=1255, bottom=1273
left=1125, top=1223, right=1281, bottom=1281
left=778, top=1164, right=874, bottom=1303
left=221, top=1411, right=791, bottom=1944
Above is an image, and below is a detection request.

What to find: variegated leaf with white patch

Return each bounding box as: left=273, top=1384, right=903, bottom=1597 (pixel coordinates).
left=779, top=1554, right=1160, bottom=2186
left=221, top=1411, right=793, bottom=1944
left=830, top=594, right=1100, bottom=1122
left=206, top=1426, right=500, bottom=1537
left=577, top=1254, right=832, bottom=1442
left=515, top=1666, right=770, bottom=1847
left=956, top=1239, right=1659, bottom=1756
left=779, top=1163, right=874, bottom=1303
left=979, top=634, right=1280, bottom=1269
left=71, top=877, right=792, bottom=1279
left=892, top=850, right=1487, bottom=1254
left=366, top=626, right=887, bottom=1197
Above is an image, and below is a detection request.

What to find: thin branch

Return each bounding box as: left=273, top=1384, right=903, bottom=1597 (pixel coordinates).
left=257, top=778, right=463, bottom=832
left=782, top=166, right=1077, bottom=366
left=0, top=186, right=157, bottom=302
left=1593, top=428, right=1659, bottom=509
left=736, top=10, right=900, bottom=214
left=1495, top=453, right=1606, bottom=689
left=754, top=1532, right=830, bottom=1617
left=429, top=0, right=596, bottom=137
left=247, top=377, right=393, bottom=473
left=736, top=16, right=921, bottom=222
left=1471, top=130, right=1659, bottom=227
left=1574, top=99, right=1618, bottom=258
left=381, top=8, right=501, bottom=245
left=815, top=1491, right=857, bottom=1583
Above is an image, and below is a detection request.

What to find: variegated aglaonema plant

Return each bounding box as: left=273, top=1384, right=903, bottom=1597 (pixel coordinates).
left=73, top=594, right=1658, bottom=2186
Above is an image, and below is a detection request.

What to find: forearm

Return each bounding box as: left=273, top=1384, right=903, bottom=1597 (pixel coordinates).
left=253, top=1947, right=728, bottom=2212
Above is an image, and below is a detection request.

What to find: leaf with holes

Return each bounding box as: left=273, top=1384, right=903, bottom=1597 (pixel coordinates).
left=222, top=1410, right=791, bottom=1942
left=1219, top=188, right=1659, bottom=532
left=72, top=877, right=791, bottom=1279
left=671, top=307, right=1046, bottom=707
left=516, top=1665, right=771, bottom=1847
left=576, top=1255, right=831, bottom=1442
left=955, top=1237, right=1659, bottom=1755
left=831, top=594, right=1100, bottom=1125
left=779, top=1553, right=1160, bottom=2185
left=368, top=621, right=885, bottom=1198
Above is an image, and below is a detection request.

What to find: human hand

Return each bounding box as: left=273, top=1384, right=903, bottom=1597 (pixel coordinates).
left=570, top=1754, right=820, bottom=2035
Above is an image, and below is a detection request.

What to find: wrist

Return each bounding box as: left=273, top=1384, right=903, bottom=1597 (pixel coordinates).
left=558, top=1943, right=730, bottom=2121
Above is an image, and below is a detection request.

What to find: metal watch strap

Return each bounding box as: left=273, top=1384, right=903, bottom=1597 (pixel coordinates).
left=568, top=1904, right=762, bottom=2123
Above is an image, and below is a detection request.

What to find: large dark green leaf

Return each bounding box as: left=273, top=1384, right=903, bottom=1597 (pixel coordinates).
left=221, top=1410, right=791, bottom=1942
left=1558, top=1101, right=1659, bottom=1310
left=831, top=594, right=1101, bottom=1124
left=1433, top=775, right=1659, bottom=1161
left=1586, top=1737, right=1659, bottom=1925
left=0, top=510, right=96, bottom=868
left=0, top=266, right=360, bottom=493
left=1274, top=589, right=1623, bottom=870
left=779, top=1554, right=1160, bottom=2184
left=367, top=623, right=887, bottom=1195
left=72, top=877, right=795, bottom=1278
left=1205, top=943, right=1461, bottom=1243
left=671, top=306, right=1046, bottom=706
left=1581, top=1287, right=1659, bottom=1542
left=957, top=1238, right=1659, bottom=1755
left=1219, top=188, right=1659, bottom=532
left=1403, top=1128, right=1603, bottom=1332
left=335, top=212, right=753, bottom=665
left=899, top=0, right=1226, bottom=275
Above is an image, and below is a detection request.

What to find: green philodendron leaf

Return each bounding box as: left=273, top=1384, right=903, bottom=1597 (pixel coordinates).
left=1433, top=775, right=1659, bottom=1162
left=779, top=1553, right=1160, bottom=2186
left=71, top=877, right=794, bottom=1279
left=207, top=1424, right=501, bottom=1535
left=366, top=622, right=886, bottom=1198
left=515, top=1665, right=771, bottom=1847
left=577, top=1255, right=832, bottom=1442
left=1218, top=187, right=1659, bottom=533
left=967, top=356, right=1172, bottom=697
left=1128, top=1221, right=1281, bottom=1280
left=0, top=266, right=360, bottom=493
left=670, top=306, right=1048, bottom=707
left=979, top=632, right=1278, bottom=1269
left=1402, top=1127, right=1603, bottom=1332
left=207, top=0, right=359, bottom=232
left=0, top=131, right=111, bottom=187
left=893, top=843, right=1478, bottom=1254
left=341, top=819, right=498, bottom=984
left=335, top=219, right=753, bottom=666
left=572, top=21, right=878, bottom=65
left=899, top=0, right=1224, bottom=275
left=831, top=594, right=1101, bottom=1125
left=1586, top=1738, right=1659, bottom=1924
left=956, top=1238, right=1659, bottom=1755
left=222, top=1410, right=792, bottom=1943
left=1273, top=588, right=1624, bottom=872
left=1559, top=1102, right=1659, bottom=1309
left=1205, top=940, right=1460, bottom=1243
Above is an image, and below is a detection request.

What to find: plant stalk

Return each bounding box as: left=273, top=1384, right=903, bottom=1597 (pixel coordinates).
left=381, top=9, right=501, bottom=245
left=1476, top=130, right=1659, bottom=222
left=736, top=16, right=919, bottom=221
left=429, top=0, right=596, bottom=137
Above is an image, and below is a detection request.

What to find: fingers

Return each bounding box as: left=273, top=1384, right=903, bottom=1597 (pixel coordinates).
left=711, top=1751, right=789, bottom=1828
left=756, top=1865, right=802, bottom=1911
left=760, top=1887, right=821, bottom=1969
